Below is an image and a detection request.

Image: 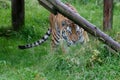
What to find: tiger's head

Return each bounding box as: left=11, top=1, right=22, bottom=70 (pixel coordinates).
left=60, top=19, right=85, bottom=46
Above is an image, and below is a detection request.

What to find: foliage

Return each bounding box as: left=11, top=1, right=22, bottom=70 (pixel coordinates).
left=0, top=0, right=10, bottom=9
left=0, top=0, right=120, bottom=80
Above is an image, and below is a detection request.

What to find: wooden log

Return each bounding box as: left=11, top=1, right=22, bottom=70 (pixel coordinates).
left=12, top=0, right=25, bottom=31
left=38, top=0, right=57, bottom=15
left=103, top=0, right=113, bottom=31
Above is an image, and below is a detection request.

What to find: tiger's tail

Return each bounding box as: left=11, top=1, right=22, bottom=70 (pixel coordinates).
left=18, top=28, right=51, bottom=49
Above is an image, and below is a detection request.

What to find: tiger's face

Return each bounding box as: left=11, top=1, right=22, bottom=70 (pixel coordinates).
left=60, top=19, right=85, bottom=46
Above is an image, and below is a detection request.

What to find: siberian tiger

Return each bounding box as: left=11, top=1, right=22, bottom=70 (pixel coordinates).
left=18, top=3, right=89, bottom=50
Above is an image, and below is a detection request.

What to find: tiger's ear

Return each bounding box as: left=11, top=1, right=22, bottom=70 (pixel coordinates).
left=62, top=19, right=70, bottom=26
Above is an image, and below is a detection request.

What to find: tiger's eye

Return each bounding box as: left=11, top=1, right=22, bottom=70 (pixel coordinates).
left=66, top=27, right=72, bottom=35
left=62, top=21, right=66, bottom=26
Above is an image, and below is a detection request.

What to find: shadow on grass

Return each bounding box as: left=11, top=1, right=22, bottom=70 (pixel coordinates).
left=0, top=26, right=14, bottom=37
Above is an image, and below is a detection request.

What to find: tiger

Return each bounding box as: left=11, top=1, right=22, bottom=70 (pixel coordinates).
left=18, top=3, right=89, bottom=50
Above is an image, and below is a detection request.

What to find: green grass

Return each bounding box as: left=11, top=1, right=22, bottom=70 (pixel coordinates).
left=0, top=0, right=120, bottom=80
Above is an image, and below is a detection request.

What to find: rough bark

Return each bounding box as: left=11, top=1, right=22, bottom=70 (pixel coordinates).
left=12, top=0, right=25, bottom=31
left=38, top=0, right=57, bottom=15
left=103, top=0, right=113, bottom=31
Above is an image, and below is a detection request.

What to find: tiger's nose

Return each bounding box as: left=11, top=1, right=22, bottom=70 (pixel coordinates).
left=72, top=40, right=76, bottom=44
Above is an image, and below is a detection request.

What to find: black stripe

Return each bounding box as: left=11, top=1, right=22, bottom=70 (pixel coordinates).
left=36, top=40, right=40, bottom=45
left=34, top=42, right=38, bottom=45
left=46, top=32, right=50, bottom=36
left=42, top=37, right=47, bottom=41
left=53, top=34, right=59, bottom=44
